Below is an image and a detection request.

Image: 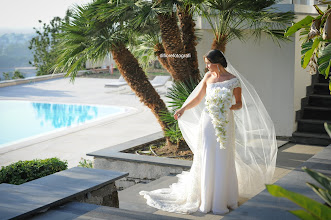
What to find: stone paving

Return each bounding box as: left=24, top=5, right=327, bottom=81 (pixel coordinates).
left=117, top=142, right=325, bottom=220
left=223, top=144, right=331, bottom=220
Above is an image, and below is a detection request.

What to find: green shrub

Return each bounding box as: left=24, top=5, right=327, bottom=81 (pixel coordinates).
left=2, top=72, right=11, bottom=80
left=12, top=70, right=25, bottom=79
left=78, top=158, right=93, bottom=168
left=0, top=157, right=68, bottom=185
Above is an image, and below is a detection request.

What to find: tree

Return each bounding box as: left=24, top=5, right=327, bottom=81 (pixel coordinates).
left=199, top=0, right=295, bottom=53
left=102, top=0, right=295, bottom=151
left=29, top=10, right=71, bottom=75
left=106, top=0, right=202, bottom=83
left=177, top=3, right=201, bottom=82
left=53, top=1, right=171, bottom=142
left=53, top=0, right=295, bottom=152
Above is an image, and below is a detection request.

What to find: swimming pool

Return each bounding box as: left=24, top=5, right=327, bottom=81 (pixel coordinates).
left=0, top=100, right=130, bottom=148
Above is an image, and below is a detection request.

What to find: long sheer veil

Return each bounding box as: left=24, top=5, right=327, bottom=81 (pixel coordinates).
left=178, top=62, right=278, bottom=197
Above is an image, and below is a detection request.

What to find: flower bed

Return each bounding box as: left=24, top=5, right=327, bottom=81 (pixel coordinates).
left=121, top=138, right=193, bottom=161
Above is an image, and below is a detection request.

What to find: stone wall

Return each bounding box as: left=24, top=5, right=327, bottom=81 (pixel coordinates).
left=94, top=158, right=190, bottom=190
left=72, top=182, right=119, bottom=208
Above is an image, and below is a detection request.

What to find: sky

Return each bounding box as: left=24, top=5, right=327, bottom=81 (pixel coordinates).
left=0, top=0, right=93, bottom=34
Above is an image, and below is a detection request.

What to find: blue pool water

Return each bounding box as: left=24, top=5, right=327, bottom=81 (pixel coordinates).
left=0, top=100, right=128, bottom=147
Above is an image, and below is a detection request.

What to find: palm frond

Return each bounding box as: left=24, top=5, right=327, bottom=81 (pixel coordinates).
left=227, top=27, right=245, bottom=42
left=200, top=0, right=294, bottom=46
left=248, top=9, right=295, bottom=45
left=166, top=77, right=199, bottom=110
left=159, top=75, right=200, bottom=143
left=130, top=33, right=161, bottom=72
left=53, top=1, right=127, bottom=81
left=159, top=109, right=183, bottom=143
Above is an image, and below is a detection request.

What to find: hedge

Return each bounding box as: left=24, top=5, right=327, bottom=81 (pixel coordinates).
left=0, top=157, right=68, bottom=185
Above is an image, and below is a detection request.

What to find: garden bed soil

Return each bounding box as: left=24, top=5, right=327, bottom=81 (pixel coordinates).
left=121, top=138, right=193, bottom=161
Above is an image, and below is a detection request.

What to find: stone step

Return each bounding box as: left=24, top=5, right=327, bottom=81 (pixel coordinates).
left=302, top=106, right=331, bottom=120
left=118, top=175, right=224, bottom=219
left=294, top=74, right=330, bottom=145
left=118, top=140, right=290, bottom=210
left=0, top=183, right=16, bottom=190
left=291, top=131, right=331, bottom=146
left=0, top=167, right=128, bottom=220
left=312, top=83, right=330, bottom=95
left=115, top=140, right=288, bottom=219
left=308, top=94, right=331, bottom=107
left=222, top=145, right=331, bottom=220
left=28, top=201, right=186, bottom=220
left=297, top=119, right=331, bottom=134
left=118, top=175, right=179, bottom=213
left=313, top=73, right=329, bottom=84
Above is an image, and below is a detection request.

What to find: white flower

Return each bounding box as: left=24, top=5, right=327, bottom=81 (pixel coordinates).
left=205, top=87, right=232, bottom=149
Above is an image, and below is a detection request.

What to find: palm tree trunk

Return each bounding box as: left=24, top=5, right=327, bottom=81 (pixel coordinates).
left=177, top=5, right=200, bottom=82
left=157, top=12, right=191, bottom=82
left=111, top=43, right=170, bottom=137
left=154, top=43, right=172, bottom=73
left=211, top=34, right=227, bottom=53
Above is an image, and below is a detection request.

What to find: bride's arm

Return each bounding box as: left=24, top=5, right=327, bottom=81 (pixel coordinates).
left=182, top=84, right=207, bottom=110
left=174, top=76, right=208, bottom=119
left=230, top=87, right=242, bottom=110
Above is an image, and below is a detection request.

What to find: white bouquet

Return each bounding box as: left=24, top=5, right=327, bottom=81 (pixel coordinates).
left=205, top=87, right=233, bottom=149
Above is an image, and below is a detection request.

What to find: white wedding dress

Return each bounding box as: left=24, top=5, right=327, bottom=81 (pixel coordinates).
left=140, top=78, right=241, bottom=214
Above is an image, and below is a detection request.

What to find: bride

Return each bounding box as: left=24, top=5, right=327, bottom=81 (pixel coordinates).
left=140, top=49, right=277, bottom=215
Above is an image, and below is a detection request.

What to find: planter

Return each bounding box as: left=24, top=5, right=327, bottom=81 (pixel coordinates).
left=87, top=132, right=192, bottom=190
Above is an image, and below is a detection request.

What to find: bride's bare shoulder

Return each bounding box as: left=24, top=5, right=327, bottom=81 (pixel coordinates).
left=204, top=72, right=212, bottom=79
left=228, top=73, right=237, bottom=80
left=204, top=71, right=211, bottom=76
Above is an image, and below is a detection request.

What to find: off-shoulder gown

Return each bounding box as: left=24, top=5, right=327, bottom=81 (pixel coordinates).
left=140, top=78, right=241, bottom=215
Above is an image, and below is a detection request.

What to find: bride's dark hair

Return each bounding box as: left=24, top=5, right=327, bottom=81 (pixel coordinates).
left=204, top=49, right=227, bottom=68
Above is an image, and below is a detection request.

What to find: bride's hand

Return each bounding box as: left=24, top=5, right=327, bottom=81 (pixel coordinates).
left=174, top=108, right=185, bottom=120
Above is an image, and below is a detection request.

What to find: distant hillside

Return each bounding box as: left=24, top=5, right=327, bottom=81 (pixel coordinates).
left=0, top=33, right=35, bottom=69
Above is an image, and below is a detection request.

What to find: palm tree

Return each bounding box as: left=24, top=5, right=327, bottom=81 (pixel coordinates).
left=157, top=11, right=193, bottom=82
left=177, top=3, right=201, bottom=82
left=199, top=0, right=295, bottom=53
left=103, top=0, right=201, bottom=83
left=53, top=1, right=171, bottom=139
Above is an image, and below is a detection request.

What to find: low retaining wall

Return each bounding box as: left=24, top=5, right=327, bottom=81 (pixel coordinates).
left=87, top=132, right=192, bottom=190
left=94, top=157, right=189, bottom=190
left=0, top=71, right=87, bottom=88
left=73, top=182, right=119, bottom=207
